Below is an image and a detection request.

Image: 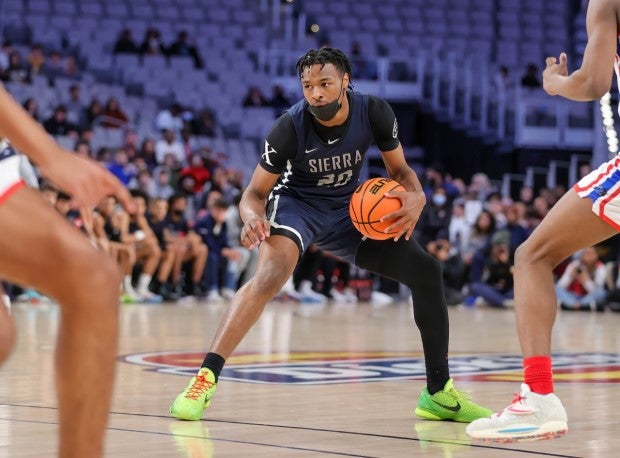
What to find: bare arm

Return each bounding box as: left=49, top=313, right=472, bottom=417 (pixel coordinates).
left=238, top=165, right=280, bottom=249
left=543, top=0, right=617, bottom=100
left=380, top=144, right=427, bottom=241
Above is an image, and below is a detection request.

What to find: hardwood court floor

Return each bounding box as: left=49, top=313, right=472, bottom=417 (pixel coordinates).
left=2, top=298, right=620, bottom=457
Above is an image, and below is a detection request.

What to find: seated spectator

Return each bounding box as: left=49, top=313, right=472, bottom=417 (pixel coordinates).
left=225, top=194, right=257, bottom=288
left=26, top=43, right=45, bottom=76
left=65, top=84, right=84, bottom=125
left=503, top=203, right=529, bottom=251
left=350, top=41, right=377, bottom=80
left=117, top=190, right=164, bottom=302
left=242, top=86, right=269, bottom=107
left=101, top=97, right=129, bottom=129
left=202, top=167, right=241, bottom=205
left=83, top=98, right=104, bottom=130
left=469, top=230, right=514, bottom=308
left=427, top=239, right=466, bottom=306
left=113, top=28, right=139, bottom=54
left=123, top=129, right=139, bottom=160
left=191, top=108, right=219, bottom=137
left=180, top=154, right=211, bottom=194
left=415, top=187, right=451, bottom=247
left=521, top=63, right=541, bottom=88
left=155, top=103, right=184, bottom=135
left=136, top=136, right=154, bottom=163
left=135, top=169, right=156, bottom=196
left=43, top=105, right=79, bottom=137
left=448, top=198, right=471, bottom=255
left=41, top=50, right=64, bottom=82
left=468, top=172, right=494, bottom=202
left=156, top=129, right=185, bottom=165
left=107, top=148, right=137, bottom=187
left=484, top=192, right=507, bottom=228
left=63, top=55, right=80, bottom=80
left=94, top=196, right=139, bottom=302
left=147, top=197, right=185, bottom=301
left=22, top=97, right=40, bottom=121
left=556, top=246, right=607, bottom=311
left=168, top=30, right=203, bottom=69
left=164, top=194, right=208, bottom=297
left=5, top=50, right=30, bottom=84
left=269, top=84, right=291, bottom=117
left=74, top=140, right=92, bottom=159
left=194, top=198, right=242, bottom=301
left=140, top=28, right=166, bottom=56
left=180, top=127, right=198, bottom=160
left=423, top=162, right=460, bottom=201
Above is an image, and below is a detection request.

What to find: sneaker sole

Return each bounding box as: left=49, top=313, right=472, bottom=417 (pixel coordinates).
left=467, top=421, right=568, bottom=443
left=170, top=399, right=212, bottom=421
left=415, top=407, right=487, bottom=423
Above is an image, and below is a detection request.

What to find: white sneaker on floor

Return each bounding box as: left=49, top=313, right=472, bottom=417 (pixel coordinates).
left=221, top=288, right=235, bottom=300
left=206, top=290, right=224, bottom=302
left=466, top=383, right=568, bottom=443
left=370, top=291, right=393, bottom=307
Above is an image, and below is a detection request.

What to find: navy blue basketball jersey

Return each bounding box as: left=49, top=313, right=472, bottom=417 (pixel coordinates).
left=264, top=91, right=373, bottom=206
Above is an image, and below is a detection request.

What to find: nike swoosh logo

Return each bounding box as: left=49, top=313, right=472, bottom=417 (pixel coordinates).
left=430, top=399, right=461, bottom=412
left=504, top=405, right=535, bottom=414
left=305, top=147, right=318, bottom=154
left=327, top=138, right=338, bottom=144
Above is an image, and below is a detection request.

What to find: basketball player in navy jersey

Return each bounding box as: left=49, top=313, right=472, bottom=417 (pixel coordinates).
left=0, top=85, right=133, bottom=456
left=468, top=0, right=620, bottom=442
left=171, top=47, right=491, bottom=422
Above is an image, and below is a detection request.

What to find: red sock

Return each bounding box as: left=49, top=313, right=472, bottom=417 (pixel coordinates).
left=523, top=356, right=554, bottom=394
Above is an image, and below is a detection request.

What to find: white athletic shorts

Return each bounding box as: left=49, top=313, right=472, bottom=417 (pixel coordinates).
left=574, top=154, right=620, bottom=230
left=0, top=139, right=24, bottom=204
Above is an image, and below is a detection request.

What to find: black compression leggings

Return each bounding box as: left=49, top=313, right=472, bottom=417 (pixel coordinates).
left=355, top=237, right=449, bottom=379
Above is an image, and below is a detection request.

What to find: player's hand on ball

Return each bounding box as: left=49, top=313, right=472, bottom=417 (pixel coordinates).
left=381, top=189, right=426, bottom=241
left=241, top=217, right=270, bottom=250
left=543, top=53, right=568, bottom=96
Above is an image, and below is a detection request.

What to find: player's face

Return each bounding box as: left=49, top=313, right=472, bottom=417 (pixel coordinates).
left=300, top=63, right=347, bottom=105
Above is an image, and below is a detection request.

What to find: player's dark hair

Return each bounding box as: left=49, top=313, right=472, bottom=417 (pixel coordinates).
left=296, top=47, right=353, bottom=84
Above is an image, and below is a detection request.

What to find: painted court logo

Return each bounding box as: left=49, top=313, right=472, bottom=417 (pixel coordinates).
left=120, top=351, right=620, bottom=385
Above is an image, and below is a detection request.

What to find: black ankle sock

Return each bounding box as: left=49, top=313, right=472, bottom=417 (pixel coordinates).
left=201, top=352, right=226, bottom=382
left=426, top=366, right=450, bottom=395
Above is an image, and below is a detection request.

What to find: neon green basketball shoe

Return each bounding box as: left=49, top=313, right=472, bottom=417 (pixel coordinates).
left=170, top=368, right=217, bottom=421
left=415, top=378, right=492, bottom=423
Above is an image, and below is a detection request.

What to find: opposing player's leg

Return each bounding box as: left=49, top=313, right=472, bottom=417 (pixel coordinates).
left=467, top=189, right=616, bottom=442
left=356, top=237, right=491, bottom=422
left=0, top=186, right=120, bottom=457
left=170, top=235, right=299, bottom=420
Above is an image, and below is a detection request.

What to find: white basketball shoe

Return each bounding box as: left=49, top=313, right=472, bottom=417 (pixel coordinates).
left=466, top=383, right=568, bottom=443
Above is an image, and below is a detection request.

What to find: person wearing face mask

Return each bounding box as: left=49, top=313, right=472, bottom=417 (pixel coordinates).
left=170, top=47, right=490, bottom=423
left=414, top=188, right=452, bottom=248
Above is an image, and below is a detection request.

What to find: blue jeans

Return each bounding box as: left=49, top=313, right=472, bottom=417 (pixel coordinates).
left=555, top=285, right=607, bottom=307
left=469, top=282, right=513, bottom=308
left=204, top=251, right=236, bottom=292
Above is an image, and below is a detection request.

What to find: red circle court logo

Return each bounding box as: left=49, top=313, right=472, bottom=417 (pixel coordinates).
left=119, top=351, right=620, bottom=385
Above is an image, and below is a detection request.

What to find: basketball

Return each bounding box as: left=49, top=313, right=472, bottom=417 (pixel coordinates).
left=349, top=177, right=405, bottom=240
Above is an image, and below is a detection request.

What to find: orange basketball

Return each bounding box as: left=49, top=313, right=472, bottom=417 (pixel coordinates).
left=349, top=177, right=405, bottom=240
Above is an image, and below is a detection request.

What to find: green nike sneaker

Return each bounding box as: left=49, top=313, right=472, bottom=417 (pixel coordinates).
left=415, top=378, right=492, bottom=423
left=170, top=368, right=217, bottom=420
